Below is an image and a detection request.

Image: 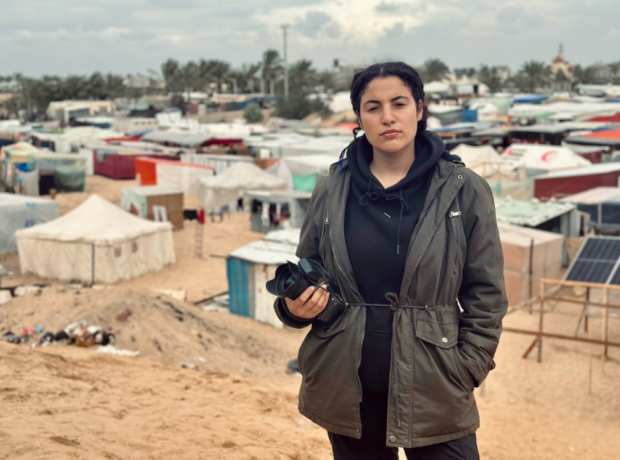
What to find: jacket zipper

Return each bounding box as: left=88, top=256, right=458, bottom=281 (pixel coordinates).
left=450, top=212, right=459, bottom=274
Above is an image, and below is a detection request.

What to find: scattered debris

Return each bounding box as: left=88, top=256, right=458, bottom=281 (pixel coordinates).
left=0, top=291, right=12, bottom=305
left=286, top=359, right=300, bottom=375
left=203, top=294, right=230, bottom=313
left=96, top=345, right=140, bottom=357
left=153, top=289, right=187, bottom=302
left=115, top=308, right=132, bottom=322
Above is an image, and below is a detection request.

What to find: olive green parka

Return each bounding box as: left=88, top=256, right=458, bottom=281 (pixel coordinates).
left=275, top=154, right=507, bottom=448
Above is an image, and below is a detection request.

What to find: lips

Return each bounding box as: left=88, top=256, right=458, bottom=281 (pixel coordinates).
left=381, top=130, right=400, bottom=137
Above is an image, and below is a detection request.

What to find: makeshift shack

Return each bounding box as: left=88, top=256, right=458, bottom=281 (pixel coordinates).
left=561, top=187, right=620, bottom=229
left=499, top=222, right=564, bottom=307
left=226, top=229, right=300, bottom=328
left=135, top=158, right=213, bottom=196
left=197, top=163, right=287, bottom=212
left=0, top=194, right=60, bottom=254
left=93, top=150, right=177, bottom=179
left=121, top=186, right=184, bottom=230
left=2, top=144, right=87, bottom=195
left=249, top=190, right=311, bottom=233
left=495, top=198, right=581, bottom=264
left=16, top=195, right=175, bottom=284
left=533, top=163, right=620, bottom=200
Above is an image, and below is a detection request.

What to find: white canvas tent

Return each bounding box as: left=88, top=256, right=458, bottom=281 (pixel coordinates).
left=502, top=144, right=591, bottom=177
left=450, top=144, right=511, bottom=179
left=15, top=195, right=175, bottom=284
left=198, top=163, right=287, bottom=211
left=282, top=154, right=337, bottom=176
left=0, top=194, right=60, bottom=255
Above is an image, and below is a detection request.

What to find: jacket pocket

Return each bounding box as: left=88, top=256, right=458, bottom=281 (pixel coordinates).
left=415, top=318, right=458, bottom=348
left=415, top=315, right=473, bottom=393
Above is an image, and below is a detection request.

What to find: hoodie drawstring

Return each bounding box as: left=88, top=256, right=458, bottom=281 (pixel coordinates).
left=358, top=179, right=409, bottom=254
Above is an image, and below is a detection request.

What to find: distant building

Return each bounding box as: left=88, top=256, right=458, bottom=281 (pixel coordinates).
left=331, top=59, right=364, bottom=91
left=546, top=44, right=574, bottom=91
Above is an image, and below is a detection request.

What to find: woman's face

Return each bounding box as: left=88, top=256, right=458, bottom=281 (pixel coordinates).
left=357, top=76, right=423, bottom=155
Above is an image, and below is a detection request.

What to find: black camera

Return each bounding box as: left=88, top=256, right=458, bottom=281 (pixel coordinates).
left=266, top=258, right=345, bottom=326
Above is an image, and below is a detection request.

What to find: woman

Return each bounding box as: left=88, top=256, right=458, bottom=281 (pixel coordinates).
left=275, top=62, right=507, bottom=460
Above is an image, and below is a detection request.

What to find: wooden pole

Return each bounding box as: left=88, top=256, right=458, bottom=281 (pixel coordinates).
left=602, top=288, right=608, bottom=373
left=537, top=279, right=545, bottom=363
left=588, top=321, right=593, bottom=395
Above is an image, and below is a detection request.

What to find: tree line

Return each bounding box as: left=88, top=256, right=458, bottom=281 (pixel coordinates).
left=1, top=52, right=619, bottom=120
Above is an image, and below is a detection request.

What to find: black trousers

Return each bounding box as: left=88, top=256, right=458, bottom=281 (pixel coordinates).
left=328, top=392, right=479, bottom=460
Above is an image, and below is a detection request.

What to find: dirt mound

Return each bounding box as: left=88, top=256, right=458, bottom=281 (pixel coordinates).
left=0, top=342, right=330, bottom=460
left=0, top=286, right=306, bottom=378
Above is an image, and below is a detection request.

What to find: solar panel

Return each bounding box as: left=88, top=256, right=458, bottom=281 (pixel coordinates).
left=565, top=236, right=620, bottom=285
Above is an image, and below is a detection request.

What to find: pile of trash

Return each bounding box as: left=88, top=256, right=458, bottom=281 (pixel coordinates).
left=4, top=321, right=115, bottom=347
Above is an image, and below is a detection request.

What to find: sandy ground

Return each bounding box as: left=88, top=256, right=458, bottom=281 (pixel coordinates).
left=1, top=176, right=620, bottom=459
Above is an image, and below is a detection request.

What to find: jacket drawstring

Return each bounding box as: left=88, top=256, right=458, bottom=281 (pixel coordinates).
left=386, top=189, right=408, bottom=255
left=358, top=179, right=409, bottom=254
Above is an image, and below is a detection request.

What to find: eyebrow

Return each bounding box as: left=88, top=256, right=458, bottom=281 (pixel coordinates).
left=363, top=95, right=410, bottom=106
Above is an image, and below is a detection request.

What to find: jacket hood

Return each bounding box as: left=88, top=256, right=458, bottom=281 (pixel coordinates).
left=346, top=131, right=453, bottom=196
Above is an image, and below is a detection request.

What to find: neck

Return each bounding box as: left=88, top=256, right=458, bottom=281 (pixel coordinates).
left=369, top=140, right=415, bottom=188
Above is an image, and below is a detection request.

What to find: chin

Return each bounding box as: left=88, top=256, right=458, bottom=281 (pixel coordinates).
left=374, top=138, right=412, bottom=154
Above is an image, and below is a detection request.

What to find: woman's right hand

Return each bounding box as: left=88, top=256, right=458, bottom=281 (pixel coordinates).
left=284, top=285, right=329, bottom=319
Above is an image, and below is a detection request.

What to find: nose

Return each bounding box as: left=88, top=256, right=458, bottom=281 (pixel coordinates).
left=382, top=106, right=396, bottom=125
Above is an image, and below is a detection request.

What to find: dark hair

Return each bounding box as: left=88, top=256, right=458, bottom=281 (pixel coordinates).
left=350, top=62, right=428, bottom=138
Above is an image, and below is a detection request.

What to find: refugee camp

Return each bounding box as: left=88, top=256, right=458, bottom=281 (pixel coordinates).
left=0, top=2, right=619, bottom=459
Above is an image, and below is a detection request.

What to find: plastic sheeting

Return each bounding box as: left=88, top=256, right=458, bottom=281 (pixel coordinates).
left=180, top=153, right=253, bottom=174
left=15, top=195, right=175, bottom=284
left=198, top=163, right=287, bottom=211
left=156, top=161, right=213, bottom=196
left=0, top=194, right=60, bottom=255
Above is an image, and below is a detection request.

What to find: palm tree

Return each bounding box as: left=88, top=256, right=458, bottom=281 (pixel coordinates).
left=261, top=49, right=282, bottom=95
left=521, top=60, right=551, bottom=92
left=478, top=64, right=502, bottom=93
left=608, top=61, right=620, bottom=84
left=230, top=63, right=262, bottom=93
left=161, top=58, right=182, bottom=93
left=288, top=59, right=317, bottom=94
left=422, top=58, right=449, bottom=82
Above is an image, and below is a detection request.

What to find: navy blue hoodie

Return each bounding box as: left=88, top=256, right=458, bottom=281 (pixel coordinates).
left=345, top=131, right=454, bottom=393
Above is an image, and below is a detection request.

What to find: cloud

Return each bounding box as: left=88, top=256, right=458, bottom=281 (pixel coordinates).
left=295, top=11, right=342, bottom=39
left=0, top=0, right=618, bottom=76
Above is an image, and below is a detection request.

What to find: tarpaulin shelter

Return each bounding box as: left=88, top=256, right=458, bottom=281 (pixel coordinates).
left=534, top=163, right=620, bottom=200
left=135, top=158, right=213, bottom=196
left=121, top=186, right=184, bottom=230
left=281, top=154, right=337, bottom=191
left=503, top=144, right=591, bottom=177
left=16, top=195, right=175, bottom=284
left=0, top=194, right=60, bottom=254
left=450, top=144, right=514, bottom=179
left=198, top=163, right=287, bottom=211
left=1, top=143, right=87, bottom=195
left=180, top=153, right=254, bottom=174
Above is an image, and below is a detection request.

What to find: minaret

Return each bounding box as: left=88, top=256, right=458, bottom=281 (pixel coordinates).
left=559, top=44, right=564, bottom=60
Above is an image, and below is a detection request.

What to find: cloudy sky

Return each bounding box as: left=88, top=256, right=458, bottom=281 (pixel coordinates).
left=1, top=0, right=618, bottom=77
